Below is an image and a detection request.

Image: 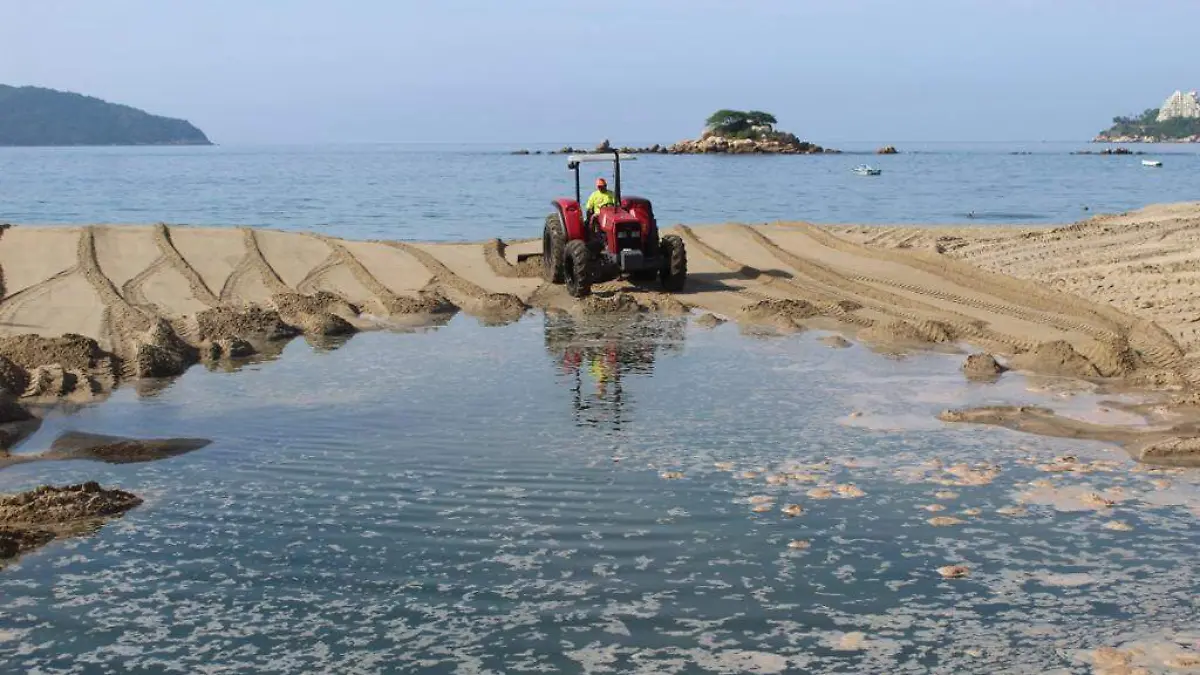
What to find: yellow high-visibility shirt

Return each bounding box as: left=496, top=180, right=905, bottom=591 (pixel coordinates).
left=585, top=189, right=617, bottom=214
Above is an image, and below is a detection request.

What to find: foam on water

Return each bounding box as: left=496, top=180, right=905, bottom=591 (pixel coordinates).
left=0, top=314, right=1197, bottom=673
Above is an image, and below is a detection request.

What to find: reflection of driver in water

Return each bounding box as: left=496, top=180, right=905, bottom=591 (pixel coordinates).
left=588, top=348, right=618, bottom=395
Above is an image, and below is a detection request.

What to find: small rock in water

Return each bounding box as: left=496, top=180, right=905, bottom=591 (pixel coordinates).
left=694, top=313, right=727, bottom=328
left=660, top=471, right=684, bottom=480
left=962, top=353, right=1007, bottom=381
left=1103, top=520, right=1133, bottom=531
left=937, top=564, right=970, bottom=579
left=748, top=495, right=775, bottom=505
left=807, top=487, right=835, bottom=500
left=765, top=474, right=788, bottom=486
left=781, top=503, right=804, bottom=517
left=1165, top=653, right=1200, bottom=668
left=1082, top=492, right=1116, bottom=508
left=740, top=471, right=759, bottom=480
left=997, top=505, right=1027, bottom=516
left=835, top=632, right=866, bottom=651
left=934, top=490, right=960, bottom=500
left=820, top=335, right=852, bottom=349
left=713, top=461, right=735, bottom=471
left=928, top=516, right=966, bottom=527
left=962, top=508, right=982, bottom=516
left=921, top=504, right=946, bottom=512
left=1092, top=647, right=1133, bottom=670
left=787, top=539, right=811, bottom=550
left=752, top=504, right=773, bottom=513
left=836, top=484, right=866, bottom=498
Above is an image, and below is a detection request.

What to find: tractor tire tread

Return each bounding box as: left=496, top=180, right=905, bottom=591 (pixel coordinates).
left=565, top=239, right=592, bottom=298
left=660, top=234, right=687, bottom=292
left=543, top=214, right=566, bottom=283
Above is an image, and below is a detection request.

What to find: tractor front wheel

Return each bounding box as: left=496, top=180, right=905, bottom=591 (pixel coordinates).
left=659, top=235, right=687, bottom=292
left=564, top=239, right=592, bottom=298
left=542, top=214, right=566, bottom=283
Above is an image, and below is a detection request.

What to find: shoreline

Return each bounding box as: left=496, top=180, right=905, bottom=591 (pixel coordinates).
left=3, top=204, right=1200, bottom=459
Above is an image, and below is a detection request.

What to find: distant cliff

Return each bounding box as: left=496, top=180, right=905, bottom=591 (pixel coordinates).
left=1094, top=90, right=1200, bottom=143
left=0, top=85, right=211, bottom=147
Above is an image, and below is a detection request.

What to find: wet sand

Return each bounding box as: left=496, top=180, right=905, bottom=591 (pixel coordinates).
left=2, top=204, right=1200, bottom=457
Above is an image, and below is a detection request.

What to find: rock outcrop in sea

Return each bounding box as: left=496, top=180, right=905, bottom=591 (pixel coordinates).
left=548, top=134, right=837, bottom=156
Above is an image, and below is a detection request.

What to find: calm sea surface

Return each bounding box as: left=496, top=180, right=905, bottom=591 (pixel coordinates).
left=1, top=142, right=1198, bottom=241
left=0, top=315, right=1197, bottom=673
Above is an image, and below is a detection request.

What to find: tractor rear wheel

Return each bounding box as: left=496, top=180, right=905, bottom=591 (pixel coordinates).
left=659, top=235, right=687, bottom=292
left=542, top=214, right=566, bottom=283
left=564, top=239, right=592, bottom=298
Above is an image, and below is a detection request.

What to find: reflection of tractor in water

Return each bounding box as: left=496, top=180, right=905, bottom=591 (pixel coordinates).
left=543, top=312, right=686, bottom=430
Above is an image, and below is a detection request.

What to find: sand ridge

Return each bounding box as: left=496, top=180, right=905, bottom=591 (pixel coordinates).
left=0, top=208, right=1196, bottom=421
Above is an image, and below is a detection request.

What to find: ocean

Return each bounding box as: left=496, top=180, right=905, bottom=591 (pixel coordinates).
left=2, top=141, right=1198, bottom=240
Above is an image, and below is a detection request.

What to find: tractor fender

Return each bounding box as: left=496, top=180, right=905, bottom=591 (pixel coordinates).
left=552, top=199, right=586, bottom=241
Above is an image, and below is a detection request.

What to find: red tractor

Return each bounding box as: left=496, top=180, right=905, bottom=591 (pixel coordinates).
left=536, top=152, right=686, bottom=298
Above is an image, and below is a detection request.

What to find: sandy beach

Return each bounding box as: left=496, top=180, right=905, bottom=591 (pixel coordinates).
left=2, top=203, right=1200, bottom=460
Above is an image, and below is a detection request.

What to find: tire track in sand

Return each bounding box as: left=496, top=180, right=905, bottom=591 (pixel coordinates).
left=779, top=221, right=1130, bottom=337
left=384, top=242, right=527, bottom=323
left=313, top=235, right=453, bottom=314
left=684, top=225, right=1013, bottom=346
left=219, top=228, right=293, bottom=302
left=750, top=225, right=1157, bottom=377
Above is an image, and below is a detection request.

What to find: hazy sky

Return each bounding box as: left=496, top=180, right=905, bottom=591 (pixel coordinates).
left=2, top=0, right=1197, bottom=144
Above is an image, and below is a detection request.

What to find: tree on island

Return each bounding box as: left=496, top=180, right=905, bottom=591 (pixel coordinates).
left=1100, top=106, right=1200, bottom=141
left=704, top=109, right=779, bottom=139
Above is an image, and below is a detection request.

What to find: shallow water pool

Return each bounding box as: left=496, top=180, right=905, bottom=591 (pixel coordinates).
left=1, top=314, right=1197, bottom=673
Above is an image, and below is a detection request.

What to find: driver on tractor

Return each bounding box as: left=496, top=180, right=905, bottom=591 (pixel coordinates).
left=584, top=177, right=617, bottom=224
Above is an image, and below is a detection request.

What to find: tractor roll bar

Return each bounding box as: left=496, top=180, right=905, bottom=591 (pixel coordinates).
left=567, top=152, right=636, bottom=207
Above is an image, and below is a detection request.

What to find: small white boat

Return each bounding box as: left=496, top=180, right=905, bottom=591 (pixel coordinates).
left=852, top=164, right=882, bottom=176
left=1142, top=159, right=1162, bottom=167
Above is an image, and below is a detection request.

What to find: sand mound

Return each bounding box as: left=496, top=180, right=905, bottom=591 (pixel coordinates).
left=46, top=431, right=211, bottom=465
left=0, top=481, right=142, bottom=526
left=0, top=391, right=32, bottom=424
left=582, top=292, right=647, bottom=315
left=963, top=353, right=1007, bottom=381
left=0, top=355, right=29, bottom=396
left=1132, top=437, right=1200, bottom=465
left=483, top=239, right=541, bottom=279
left=0, top=525, right=54, bottom=559
left=474, top=293, right=529, bottom=323
left=860, top=319, right=953, bottom=345
left=820, top=335, right=852, bottom=348
left=193, top=306, right=299, bottom=343
left=381, top=291, right=456, bottom=315
left=741, top=299, right=820, bottom=323
left=271, top=292, right=358, bottom=336
left=695, top=313, right=727, bottom=328
left=1009, top=340, right=1100, bottom=378
left=0, top=334, right=117, bottom=385
left=133, top=319, right=199, bottom=378
left=0, top=482, right=143, bottom=562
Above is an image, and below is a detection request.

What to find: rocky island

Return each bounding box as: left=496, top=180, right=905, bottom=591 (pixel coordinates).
left=519, top=109, right=837, bottom=155
left=0, top=84, right=211, bottom=146
left=1093, top=89, right=1200, bottom=143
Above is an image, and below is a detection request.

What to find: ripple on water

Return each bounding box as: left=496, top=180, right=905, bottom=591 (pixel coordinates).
left=0, top=315, right=1197, bottom=673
